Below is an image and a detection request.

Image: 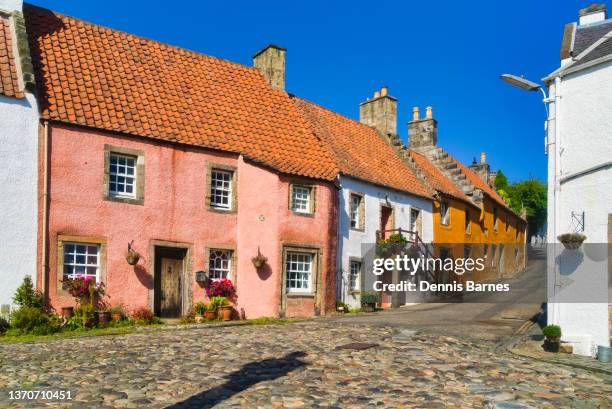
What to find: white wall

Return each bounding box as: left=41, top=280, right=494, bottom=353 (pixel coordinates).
left=546, top=60, right=612, bottom=355
left=0, top=93, right=39, bottom=310
left=337, top=175, right=433, bottom=308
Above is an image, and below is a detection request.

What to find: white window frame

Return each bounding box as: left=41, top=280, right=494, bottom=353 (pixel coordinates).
left=210, top=169, right=233, bottom=210
left=291, top=185, right=312, bottom=214
left=285, top=252, right=313, bottom=293
left=63, top=242, right=100, bottom=282
left=109, top=153, right=137, bottom=198
left=349, top=260, right=361, bottom=292
left=208, top=249, right=232, bottom=280
left=350, top=194, right=363, bottom=229
left=465, top=209, right=471, bottom=234
left=440, top=201, right=450, bottom=226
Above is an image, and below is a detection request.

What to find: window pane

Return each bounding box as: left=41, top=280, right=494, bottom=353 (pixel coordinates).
left=109, top=153, right=137, bottom=198
left=286, top=252, right=312, bottom=292
left=210, top=170, right=233, bottom=209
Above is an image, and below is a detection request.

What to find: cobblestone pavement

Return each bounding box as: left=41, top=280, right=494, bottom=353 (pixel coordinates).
left=0, top=321, right=610, bottom=408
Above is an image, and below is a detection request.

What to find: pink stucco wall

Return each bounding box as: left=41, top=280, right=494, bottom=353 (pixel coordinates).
left=43, top=123, right=336, bottom=318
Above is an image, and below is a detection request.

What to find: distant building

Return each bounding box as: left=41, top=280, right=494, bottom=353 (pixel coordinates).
left=544, top=4, right=611, bottom=355
left=0, top=0, right=39, bottom=312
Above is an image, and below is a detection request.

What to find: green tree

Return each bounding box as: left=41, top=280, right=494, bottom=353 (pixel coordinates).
left=494, top=170, right=509, bottom=191
left=494, top=170, right=547, bottom=237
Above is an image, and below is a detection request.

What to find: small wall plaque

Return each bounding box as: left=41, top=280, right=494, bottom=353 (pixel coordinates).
left=195, top=271, right=207, bottom=283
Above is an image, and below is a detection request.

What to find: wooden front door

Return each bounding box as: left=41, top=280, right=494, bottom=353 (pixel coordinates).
left=380, top=205, right=394, bottom=239
left=154, top=247, right=185, bottom=318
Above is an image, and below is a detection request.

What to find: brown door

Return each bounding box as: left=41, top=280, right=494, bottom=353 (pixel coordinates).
left=154, top=247, right=185, bottom=318
left=380, top=206, right=393, bottom=239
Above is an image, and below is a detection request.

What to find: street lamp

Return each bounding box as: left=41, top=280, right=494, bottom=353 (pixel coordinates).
left=500, top=74, right=550, bottom=109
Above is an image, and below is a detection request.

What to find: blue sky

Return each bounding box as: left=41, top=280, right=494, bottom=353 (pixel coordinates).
left=27, top=0, right=589, bottom=182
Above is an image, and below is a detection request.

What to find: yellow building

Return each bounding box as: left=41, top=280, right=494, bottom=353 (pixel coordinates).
left=396, top=106, right=527, bottom=282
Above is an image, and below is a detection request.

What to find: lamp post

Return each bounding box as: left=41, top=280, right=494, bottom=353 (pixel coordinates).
left=500, top=74, right=550, bottom=115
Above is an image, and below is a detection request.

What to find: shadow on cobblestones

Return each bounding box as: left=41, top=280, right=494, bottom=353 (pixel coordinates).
left=166, top=351, right=307, bottom=408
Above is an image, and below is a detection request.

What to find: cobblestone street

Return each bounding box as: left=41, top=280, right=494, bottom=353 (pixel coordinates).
left=1, top=321, right=610, bottom=408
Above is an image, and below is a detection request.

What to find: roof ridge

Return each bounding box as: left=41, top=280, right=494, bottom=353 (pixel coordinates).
left=23, top=3, right=260, bottom=73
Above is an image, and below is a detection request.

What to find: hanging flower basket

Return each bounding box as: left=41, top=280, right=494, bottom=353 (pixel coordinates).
left=557, top=233, right=586, bottom=250
left=251, top=247, right=268, bottom=269
left=125, top=241, right=141, bottom=265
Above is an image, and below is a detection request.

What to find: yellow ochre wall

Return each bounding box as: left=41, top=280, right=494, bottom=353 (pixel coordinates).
left=432, top=195, right=527, bottom=282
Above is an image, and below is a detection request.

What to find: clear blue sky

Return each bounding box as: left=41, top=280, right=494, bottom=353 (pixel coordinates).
left=28, top=0, right=589, bottom=182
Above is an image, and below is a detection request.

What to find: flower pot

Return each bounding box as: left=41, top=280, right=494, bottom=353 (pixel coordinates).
left=61, top=306, right=74, bottom=318
left=96, top=311, right=111, bottom=324
left=204, top=311, right=216, bottom=320
left=111, top=313, right=122, bottom=322
left=544, top=337, right=561, bottom=353
left=126, top=249, right=141, bottom=265
left=362, top=304, right=375, bottom=313
left=194, top=315, right=204, bottom=323
left=218, top=305, right=233, bottom=321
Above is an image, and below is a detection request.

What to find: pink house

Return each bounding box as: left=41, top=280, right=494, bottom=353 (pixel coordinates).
left=26, top=6, right=339, bottom=318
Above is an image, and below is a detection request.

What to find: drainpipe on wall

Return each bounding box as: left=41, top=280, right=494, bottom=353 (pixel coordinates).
left=41, top=120, right=49, bottom=303
left=334, top=175, right=344, bottom=304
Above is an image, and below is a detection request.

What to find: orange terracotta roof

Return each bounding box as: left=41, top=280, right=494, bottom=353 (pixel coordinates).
left=0, top=16, right=25, bottom=99
left=292, top=97, right=431, bottom=198
left=408, top=150, right=470, bottom=203
left=454, top=159, right=515, bottom=213
left=24, top=6, right=338, bottom=181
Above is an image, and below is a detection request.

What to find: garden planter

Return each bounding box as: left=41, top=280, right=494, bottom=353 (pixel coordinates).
left=204, top=311, right=216, bottom=320
left=557, top=233, right=586, bottom=250
left=194, top=315, right=204, bottom=323
left=61, top=306, right=74, bottom=318
left=111, top=313, right=122, bottom=322
left=251, top=247, right=268, bottom=269
left=544, top=337, right=561, bottom=353
left=96, top=311, right=111, bottom=324
left=218, top=306, right=233, bottom=321
left=362, top=304, right=375, bottom=313
left=597, top=345, right=612, bottom=363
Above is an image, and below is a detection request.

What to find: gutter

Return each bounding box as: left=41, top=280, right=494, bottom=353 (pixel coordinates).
left=41, top=120, right=49, bottom=302
left=559, top=161, right=612, bottom=184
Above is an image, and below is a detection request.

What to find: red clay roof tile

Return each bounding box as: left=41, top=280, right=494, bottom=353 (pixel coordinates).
left=0, top=16, right=25, bottom=99
left=24, top=6, right=338, bottom=181
left=408, top=150, right=471, bottom=203
left=293, top=97, right=431, bottom=198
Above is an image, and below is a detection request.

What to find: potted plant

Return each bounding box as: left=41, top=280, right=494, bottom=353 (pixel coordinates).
left=62, top=275, right=106, bottom=328
left=193, top=301, right=207, bottom=323
left=557, top=233, right=586, bottom=250
left=95, top=302, right=111, bottom=325
left=251, top=247, right=268, bottom=269
left=336, top=301, right=349, bottom=314
left=361, top=291, right=380, bottom=312
left=208, top=296, right=231, bottom=321
left=125, top=241, right=141, bottom=265
left=542, top=324, right=562, bottom=352
left=204, top=303, right=216, bottom=320
left=110, top=304, right=125, bottom=321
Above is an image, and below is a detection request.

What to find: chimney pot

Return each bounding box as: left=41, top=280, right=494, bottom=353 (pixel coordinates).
left=374, top=90, right=381, bottom=98
left=380, top=86, right=388, bottom=96
left=412, top=106, right=420, bottom=121
left=425, top=106, right=433, bottom=119
left=480, top=152, right=487, bottom=164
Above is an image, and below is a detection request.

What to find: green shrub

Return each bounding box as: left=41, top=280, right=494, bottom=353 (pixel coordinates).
left=209, top=296, right=229, bottom=310
left=13, top=276, right=44, bottom=310
left=542, top=324, right=561, bottom=338
left=0, top=317, right=9, bottom=335
left=361, top=291, right=380, bottom=305
left=10, top=307, right=59, bottom=335
left=193, top=301, right=207, bottom=315
left=336, top=301, right=349, bottom=311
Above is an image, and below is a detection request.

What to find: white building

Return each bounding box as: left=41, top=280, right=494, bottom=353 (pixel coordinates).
left=544, top=4, right=611, bottom=356
left=0, top=0, right=39, bottom=312
left=293, top=88, right=434, bottom=309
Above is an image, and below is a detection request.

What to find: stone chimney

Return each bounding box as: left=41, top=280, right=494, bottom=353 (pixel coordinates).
left=359, top=86, right=397, bottom=137
left=408, top=105, right=437, bottom=151
left=253, top=45, right=286, bottom=91
left=579, top=4, right=607, bottom=25
left=469, top=151, right=491, bottom=185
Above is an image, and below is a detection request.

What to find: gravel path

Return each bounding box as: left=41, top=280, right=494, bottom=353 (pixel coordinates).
left=0, top=321, right=610, bottom=408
